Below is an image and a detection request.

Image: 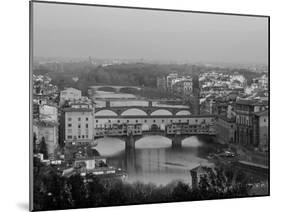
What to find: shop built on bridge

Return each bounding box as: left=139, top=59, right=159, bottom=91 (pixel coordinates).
left=94, top=114, right=216, bottom=148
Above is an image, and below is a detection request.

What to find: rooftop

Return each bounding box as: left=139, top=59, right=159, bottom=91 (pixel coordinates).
left=190, top=164, right=214, bottom=174
left=236, top=99, right=268, bottom=106
left=33, top=119, right=59, bottom=127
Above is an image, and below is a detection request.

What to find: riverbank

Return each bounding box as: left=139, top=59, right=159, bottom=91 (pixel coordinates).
left=229, top=144, right=268, bottom=167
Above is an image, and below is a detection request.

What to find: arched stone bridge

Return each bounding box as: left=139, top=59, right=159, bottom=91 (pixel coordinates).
left=96, top=131, right=216, bottom=149
left=94, top=113, right=217, bottom=149
left=90, top=85, right=141, bottom=93
left=95, top=100, right=191, bottom=117
left=95, top=106, right=191, bottom=117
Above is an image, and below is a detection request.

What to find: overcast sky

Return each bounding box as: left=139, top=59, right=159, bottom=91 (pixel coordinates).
left=32, top=2, right=268, bottom=65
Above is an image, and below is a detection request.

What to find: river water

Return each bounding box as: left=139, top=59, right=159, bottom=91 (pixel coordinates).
left=91, top=91, right=218, bottom=185
left=93, top=135, right=220, bottom=186
left=88, top=91, right=268, bottom=189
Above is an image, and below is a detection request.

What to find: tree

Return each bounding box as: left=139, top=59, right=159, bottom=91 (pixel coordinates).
left=33, top=133, right=37, bottom=154
left=39, top=136, right=48, bottom=159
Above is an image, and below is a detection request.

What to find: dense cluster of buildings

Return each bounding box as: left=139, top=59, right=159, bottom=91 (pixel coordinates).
left=32, top=69, right=269, bottom=162
left=157, top=71, right=269, bottom=151
left=32, top=75, right=96, bottom=159
left=198, top=72, right=269, bottom=152
left=157, top=73, right=193, bottom=97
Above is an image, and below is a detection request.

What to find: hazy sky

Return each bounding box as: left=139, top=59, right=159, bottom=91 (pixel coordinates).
left=33, top=2, right=268, bottom=64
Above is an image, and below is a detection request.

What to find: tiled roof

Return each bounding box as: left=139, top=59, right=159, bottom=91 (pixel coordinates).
left=33, top=119, right=58, bottom=127
left=236, top=99, right=268, bottom=106
left=190, top=164, right=214, bottom=174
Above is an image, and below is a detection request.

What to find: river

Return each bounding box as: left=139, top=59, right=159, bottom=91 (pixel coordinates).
left=89, top=90, right=267, bottom=190
left=91, top=90, right=216, bottom=185
left=93, top=135, right=221, bottom=186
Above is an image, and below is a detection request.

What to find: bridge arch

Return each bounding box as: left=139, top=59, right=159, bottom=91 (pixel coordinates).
left=95, top=109, right=118, bottom=117
left=150, top=109, right=173, bottom=116
left=135, top=135, right=172, bottom=149
left=91, top=85, right=141, bottom=93
left=96, top=86, right=116, bottom=92
left=94, top=137, right=125, bottom=156
left=176, top=110, right=191, bottom=116
left=181, top=136, right=202, bottom=147
left=119, top=87, right=140, bottom=94
left=121, top=108, right=148, bottom=116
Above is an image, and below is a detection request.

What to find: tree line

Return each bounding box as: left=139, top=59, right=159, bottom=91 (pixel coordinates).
left=33, top=161, right=253, bottom=211
left=34, top=62, right=263, bottom=96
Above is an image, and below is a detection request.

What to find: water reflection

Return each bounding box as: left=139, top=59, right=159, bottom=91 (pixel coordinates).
left=94, top=137, right=125, bottom=156
left=135, top=136, right=172, bottom=149
left=93, top=136, right=217, bottom=185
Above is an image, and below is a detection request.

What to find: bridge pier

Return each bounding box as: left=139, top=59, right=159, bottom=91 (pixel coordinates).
left=125, top=145, right=136, bottom=175
left=125, top=133, right=136, bottom=149
left=171, top=134, right=183, bottom=148
left=124, top=133, right=186, bottom=149
left=125, top=133, right=143, bottom=149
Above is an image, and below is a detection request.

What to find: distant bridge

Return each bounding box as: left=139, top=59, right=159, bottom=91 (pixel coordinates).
left=89, top=85, right=141, bottom=93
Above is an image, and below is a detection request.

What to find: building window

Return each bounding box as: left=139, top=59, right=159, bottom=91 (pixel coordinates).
left=264, top=118, right=266, bottom=122
left=86, top=135, right=88, bottom=138
left=144, top=120, right=147, bottom=123
left=136, top=120, right=138, bottom=123
left=78, top=135, right=81, bottom=138
left=195, top=119, right=198, bottom=122
left=82, top=135, right=85, bottom=138
left=153, top=120, right=156, bottom=123
left=78, top=117, right=81, bottom=121
left=170, top=120, right=173, bottom=123
left=68, top=117, right=72, bottom=121
left=68, top=123, right=72, bottom=127
left=86, top=117, right=88, bottom=121
left=86, top=124, right=88, bottom=128
left=96, top=120, right=98, bottom=123
left=162, top=120, right=164, bottom=123
left=109, top=120, right=111, bottom=123
left=127, top=120, right=129, bottom=123
left=67, top=135, right=72, bottom=139
left=117, top=120, right=120, bottom=123
left=78, top=124, right=81, bottom=129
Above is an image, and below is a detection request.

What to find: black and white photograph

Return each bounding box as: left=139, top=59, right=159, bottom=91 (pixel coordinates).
left=30, top=1, right=269, bottom=211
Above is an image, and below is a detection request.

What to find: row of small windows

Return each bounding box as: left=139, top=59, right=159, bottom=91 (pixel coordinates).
left=68, top=123, right=89, bottom=128
left=95, top=119, right=207, bottom=124
left=67, top=135, right=89, bottom=139
left=68, top=117, right=89, bottom=122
